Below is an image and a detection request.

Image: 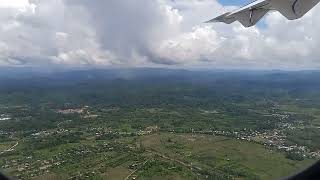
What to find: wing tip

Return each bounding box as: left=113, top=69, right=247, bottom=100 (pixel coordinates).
left=204, top=12, right=230, bottom=24
left=204, top=19, right=219, bottom=23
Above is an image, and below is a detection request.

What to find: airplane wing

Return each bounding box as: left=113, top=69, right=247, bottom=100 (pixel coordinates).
left=207, top=0, right=320, bottom=27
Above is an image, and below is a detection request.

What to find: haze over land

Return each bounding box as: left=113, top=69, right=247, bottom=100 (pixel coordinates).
left=0, top=68, right=319, bottom=179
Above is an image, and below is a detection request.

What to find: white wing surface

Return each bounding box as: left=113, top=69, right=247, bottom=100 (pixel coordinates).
left=207, top=0, right=320, bottom=27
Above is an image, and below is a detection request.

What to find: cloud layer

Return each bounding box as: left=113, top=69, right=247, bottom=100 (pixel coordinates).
left=0, top=0, right=319, bottom=69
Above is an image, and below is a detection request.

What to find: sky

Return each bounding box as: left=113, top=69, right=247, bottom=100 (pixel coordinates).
left=0, top=0, right=319, bottom=70
left=218, top=0, right=251, bottom=6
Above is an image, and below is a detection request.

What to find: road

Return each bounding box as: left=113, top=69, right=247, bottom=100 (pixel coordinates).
left=150, top=150, right=191, bottom=168
left=124, top=159, right=150, bottom=180
left=0, top=141, right=19, bottom=155
left=123, top=149, right=195, bottom=180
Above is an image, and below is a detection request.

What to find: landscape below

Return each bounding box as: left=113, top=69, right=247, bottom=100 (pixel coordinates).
left=0, top=68, right=320, bottom=180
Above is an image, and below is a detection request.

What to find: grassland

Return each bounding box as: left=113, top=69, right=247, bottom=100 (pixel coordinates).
left=138, top=133, right=315, bottom=180
left=1, top=132, right=315, bottom=180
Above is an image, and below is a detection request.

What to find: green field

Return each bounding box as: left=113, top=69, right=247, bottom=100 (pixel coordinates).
left=139, top=133, right=315, bottom=180
left=0, top=132, right=315, bottom=180
left=1, top=70, right=320, bottom=179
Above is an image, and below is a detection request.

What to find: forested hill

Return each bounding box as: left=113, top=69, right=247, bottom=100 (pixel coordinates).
left=0, top=68, right=320, bottom=108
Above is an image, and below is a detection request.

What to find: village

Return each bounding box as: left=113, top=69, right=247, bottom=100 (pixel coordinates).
left=0, top=104, right=319, bottom=179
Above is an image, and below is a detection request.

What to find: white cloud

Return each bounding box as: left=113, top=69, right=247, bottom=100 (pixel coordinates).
left=155, top=0, right=320, bottom=69
left=0, top=0, right=29, bottom=8
left=0, top=0, right=319, bottom=69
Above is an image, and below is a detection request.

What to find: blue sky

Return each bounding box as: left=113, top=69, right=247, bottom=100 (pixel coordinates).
left=218, top=0, right=252, bottom=6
